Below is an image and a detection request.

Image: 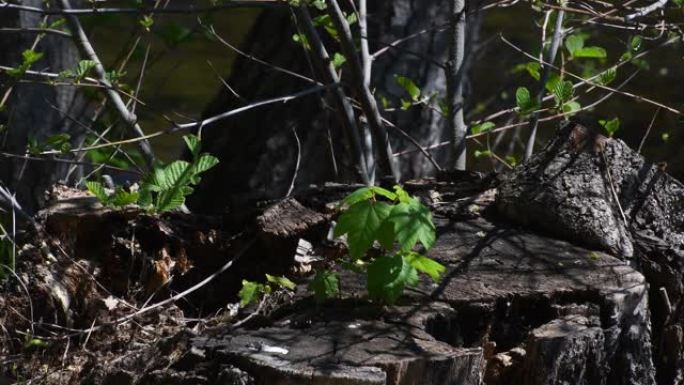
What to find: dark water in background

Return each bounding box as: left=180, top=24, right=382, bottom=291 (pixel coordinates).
left=89, top=4, right=684, bottom=178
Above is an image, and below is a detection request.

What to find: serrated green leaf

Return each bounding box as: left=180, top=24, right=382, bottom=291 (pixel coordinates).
left=545, top=73, right=561, bottom=93
left=110, top=187, right=139, bottom=207
left=309, top=270, right=339, bottom=303
left=195, top=154, right=219, bottom=174
left=386, top=198, right=436, bottom=252
left=573, top=46, right=607, bottom=58
left=553, top=80, right=574, bottom=105
left=599, top=117, right=620, bottom=137
left=563, top=101, right=581, bottom=115
left=598, top=67, right=617, bottom=86
left=405, top=253, right=445, bottom=282
left=239, top=280, right=264, bottom=307
left=86, top=181, right=109, bottom=204
left=515, top=87, right=532, bottom=111
left=154, top=190, right=185, bottom=212
left=76, top=60, right=97, bottom=78
left=367, top=254, right=418, bottom=304
left=153, top=161, right=191, bottom=190
left=395, top=75, right=421, bottom=101
left=342, top=187, right=374, bottom=206
left=266, top=274, right=296, bottom=290
left=471, top=121, right=495, bottom=135
left=565, top=34, right=584, bottom=56
left=334, top=201, right=393, bottom=259
left=183, top=134, right=201, bottom=156
left=526, top=62, right=541, bottom=81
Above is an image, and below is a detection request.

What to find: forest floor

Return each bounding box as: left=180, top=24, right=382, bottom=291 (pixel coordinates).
left=1, top=124, right=683, bottom=385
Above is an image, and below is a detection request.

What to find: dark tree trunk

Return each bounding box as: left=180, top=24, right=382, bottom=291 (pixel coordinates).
left=189, top=0, right=482, bottom=213
left=0, top=0, right=88, bottom=213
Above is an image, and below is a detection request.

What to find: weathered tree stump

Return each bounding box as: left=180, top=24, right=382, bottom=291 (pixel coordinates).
left=497, top=120, right=684, bottom=384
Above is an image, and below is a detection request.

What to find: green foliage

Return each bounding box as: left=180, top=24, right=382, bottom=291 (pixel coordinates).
left=86, top=181, right=139, bottom=208
left=309, top=270, right=340, bottom=303
left=565, top=34, right=607, bottom=59
left=138, top=134, right=219, bottom=213
left=58, top=60, right=97, bottom=83
left=7, top=49, right=43, bottom=78
left=515, top=86, right=537, bottom=114
left=238, top=274, right=296, bottom=307
left=394, top=75, right=421, bottom=102
left=599, top=117, right=620, bottom=137
left=598, top=66, right=617, bottom=86
left=27, top=133, right=71, bottom=155
left=471, top=121, right=495, bottom=135
left=552, top=80, right=574, bottom=106
left=87, top=134, right=218, bottom=213
left=140, top=15, right=154, bottom=31
left=332, top=186, right=444, bottom=304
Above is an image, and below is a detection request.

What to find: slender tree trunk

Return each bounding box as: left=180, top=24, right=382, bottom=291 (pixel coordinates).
left=447, top=0, right=467, bottom=170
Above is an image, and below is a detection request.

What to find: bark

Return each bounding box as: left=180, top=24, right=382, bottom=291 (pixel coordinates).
left=497, top=119, right=684, bottom=385
left=189, top=0, right=482, bottom=213
left=0, top=0, right=88, bottom=213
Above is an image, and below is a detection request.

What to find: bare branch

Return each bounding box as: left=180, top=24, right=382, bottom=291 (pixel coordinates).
left=325, top=0, right=399, bottom=182
left=625, top=0, right=668, bottom=21
left=294, top=5, right=371, bottom=184
left=59, top=0, right=156, bottom=169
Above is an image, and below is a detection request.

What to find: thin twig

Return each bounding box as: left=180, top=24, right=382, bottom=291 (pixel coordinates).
left=637, top=107, right=661, bottom=154
left=286, top=126, right=301, bottom=198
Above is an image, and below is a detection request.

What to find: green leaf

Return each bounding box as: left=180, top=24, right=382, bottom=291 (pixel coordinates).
left=599, top=117, right=620, bottom=137
left=630, top=36, right=643, bottom=52
left=266, top=274, right=296, bottom=290
left=395, top=75, right=421, bottom=101
left=386, top=198, right=436, bottom=252
left=22, top=49, right=43, bottom=66
left=140, top=15, right=154, bottom=30
left=405, top=253, right=446, bottom=282
left=526, top=62, right=541, bottom=81
left=367, top=254, right=418, bottom=304
left=110, top=188, right=139, bottom=207
left=332, top=52, right=346, bottom=69
left=309, top=270, right=339, bottom=303
left=545, top=73, right=561, bottom=93
left=662, top=132, right=670, bottom=142
left=515, top=86, right=533, bottom=112
left=598, top=67, right=617, bottom=86
left=154, top=190, right=185, bottom=212
left=183, top=134, right=201, bottom=156
left=392, top=185, right=412, bottom=204
left=471, top=121, right=495, bottom=135
left=563, top=101, right=581, bottom=115
left=474, top=150, right=493, bottom=158
left=239, top=280, right=264, bottom=307
left=195, top=154, right=219, bottom=174
left=76, top=60, right=97, bottom=79
left=573, top=46, right=607, bottom=58
left=342, top=186, right=396, bottom=207
left=153, top=160, right=192, bottom=190
left=86, top=181, right=109, bottom=204
left=334, top=200, right=393, bottom=259
left=565, top=34, right=585, bottom=56
left=553, top=80, right=574, bottom=105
